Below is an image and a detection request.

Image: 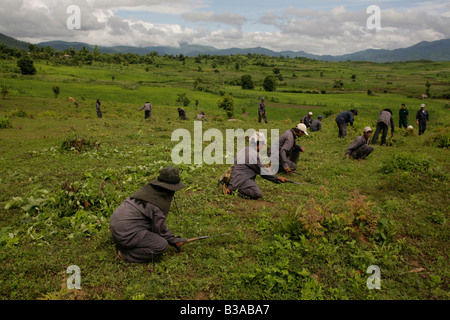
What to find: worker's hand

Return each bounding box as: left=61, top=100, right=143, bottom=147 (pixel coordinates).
left=284, top=167, right=291, bottom=174
left=276, top=177, right=287, bottom=183
left=170, top=237, right=188, bottom=251
left=345, top=154, right=350, bottom=159
left=300, top=146, right=305, bottom=153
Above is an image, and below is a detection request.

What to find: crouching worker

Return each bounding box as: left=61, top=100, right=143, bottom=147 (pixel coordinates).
left=223, top=132, right=286, bottom=199
left=110, top=167, right=186, bottom=263
left=345, top=127, right=374, bottom=160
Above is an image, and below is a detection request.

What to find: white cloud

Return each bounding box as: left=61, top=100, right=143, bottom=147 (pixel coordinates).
left=0, top=0, right=448, bottom=55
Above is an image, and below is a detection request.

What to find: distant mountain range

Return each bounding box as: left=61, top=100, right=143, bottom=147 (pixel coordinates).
left=1, top=33, right=449, bottom=62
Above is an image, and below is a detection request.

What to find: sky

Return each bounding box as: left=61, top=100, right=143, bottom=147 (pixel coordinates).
left=0, top=0, right=449, bottom=55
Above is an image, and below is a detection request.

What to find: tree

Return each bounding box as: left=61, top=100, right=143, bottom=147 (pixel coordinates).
left=425, top=81, right=431, bottom=96
left=17, top=55, right=36, bottom=75
left=263, top=76, right=276, bottom=92
left=176, top=93, right=190, bottom=107
left=218, top=94, right=235, bottom=119
left=241, top=74, right=254, bottom=90
left=351, top=74, right=357, bottom=82
left=52, top=85, right=60, bottom=98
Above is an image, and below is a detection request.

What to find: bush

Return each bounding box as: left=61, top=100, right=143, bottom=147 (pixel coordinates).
left=379, top=153, right=431, bottom=174
left=61, top=136, right=100, bottom=153
left=218, top=94, right=235, bottom=119
left=241, top=74, right=254, bottom=90
left=263, top=76, right=276, bottom=92
left=425, top=128, right=450, bottom=148
left=17, top=55, right=37, bottom=75
left=0, top=116, right=12, bottom=128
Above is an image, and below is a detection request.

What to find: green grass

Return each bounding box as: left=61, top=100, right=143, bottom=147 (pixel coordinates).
left=0, top=56, right=449, bottom=300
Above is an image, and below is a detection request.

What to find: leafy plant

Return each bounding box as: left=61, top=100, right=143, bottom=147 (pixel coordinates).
left=217, top=94, right=235, bottom=119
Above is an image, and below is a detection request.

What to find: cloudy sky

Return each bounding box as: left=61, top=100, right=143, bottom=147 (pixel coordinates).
left=0, top=0, right=449, bottom=55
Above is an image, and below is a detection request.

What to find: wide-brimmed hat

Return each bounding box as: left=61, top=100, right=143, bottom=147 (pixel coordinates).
left=150, top=167, right=185, bottom=191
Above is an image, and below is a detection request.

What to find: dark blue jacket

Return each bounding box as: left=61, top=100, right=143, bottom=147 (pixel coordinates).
left=335, top=111, right=354, bottom=126
left=416, top=109, right=429, bottom=122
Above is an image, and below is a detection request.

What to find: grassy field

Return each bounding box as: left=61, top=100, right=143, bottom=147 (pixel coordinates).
left=0, top=55, right=449, bottom=301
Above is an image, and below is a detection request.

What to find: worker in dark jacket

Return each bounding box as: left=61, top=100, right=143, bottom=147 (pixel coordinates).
left=335, top=109, right=358, bottom=138
left=372, top=108, right=394, bottom=145
left=399, top=104, right=409, bottom=128
left=270, top=123, right=308, bottom=174
left=416, top=104, right=429, bottom=135
left=110, top=167, right=186, bottom=263
left=258, top=97, right=268, bottom=124
left=224, top=132, right=286, bottom=199
left=345, top=127, right=374, bottom=160
left=139, top=101, right=152, bottom=119
left=96, top=99, right=102, bottom=118
left=178, top=107, right=187, bottom=120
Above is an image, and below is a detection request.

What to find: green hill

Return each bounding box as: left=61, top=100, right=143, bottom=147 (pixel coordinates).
left=0, top=33, right=31, bottom=51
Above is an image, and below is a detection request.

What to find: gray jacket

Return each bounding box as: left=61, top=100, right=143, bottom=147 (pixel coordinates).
left=271, top=129, right=302, bottom=170
left=378, top=110, right=394, bottom=132
left=109, top=197, right=177, bottom=248
left=229, top=146, right=278, bottom=191
left=258, top=102, right=266, bottom=114
left=310, top=119, right=322, bottom=131
left=346, top=135, right=370, bottom=156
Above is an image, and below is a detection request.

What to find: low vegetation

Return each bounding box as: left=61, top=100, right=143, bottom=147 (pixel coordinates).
left=0, top=48, right=448, bottom=300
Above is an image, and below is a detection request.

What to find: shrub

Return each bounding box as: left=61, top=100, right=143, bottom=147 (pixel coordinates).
left=218, top=94, right=235, bottom=119
left=380, top=153, right=431, bottom=174
left=425, top=128, right=449, bottom=148
left=17, top=55, right=37, bottom=75
left=0, top=116, right=12, bottom=129
left=61, top=136, right=100, bottom=153
left=241, top=74, right=254, bottom=90
left=263, top=76, right=276, bottom=92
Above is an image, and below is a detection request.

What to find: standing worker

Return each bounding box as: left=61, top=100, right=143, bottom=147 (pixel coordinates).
left=416, top=104, right=429, bottom=135
left=96, top=99, right=102, bottom=118
left=223, top=132, right=286, bottom=199
left=335, top=109, right=358, bottom=138
left=372, top=108, right=394, bottom=146
left=139, top=101, right=152, bottom=119
left=270, top=123, right=308, bottom=174
left=399, top=104, right=409, bottom=129
left=110, top=167, right=187, bottom=263
left=345, top=127, right=374, bottom=160
left=258, top=97, right=268, bottom=124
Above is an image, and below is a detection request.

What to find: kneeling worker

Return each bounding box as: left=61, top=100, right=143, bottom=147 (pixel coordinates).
left=270, top=123, right=308, bottom=174
left=110, top=167, right=186, bottom=263
left=224, top=132, right=287, bottom=199
left=345, top=127, right=374, bottom=160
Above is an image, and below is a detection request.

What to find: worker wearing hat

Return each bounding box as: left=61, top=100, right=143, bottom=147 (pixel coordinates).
left=301, top=112, right=314, bottom=128
left=269, top=123, right=308, bottom=174
left=110, top=167, right=186, bottom=263
left=310, top=115, right=323, bottom=132
left=416, top=104, right=429, bottom=135
left=345, top=127, right=374, bottom=160
left=224, top=132, right=286, bottom=199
